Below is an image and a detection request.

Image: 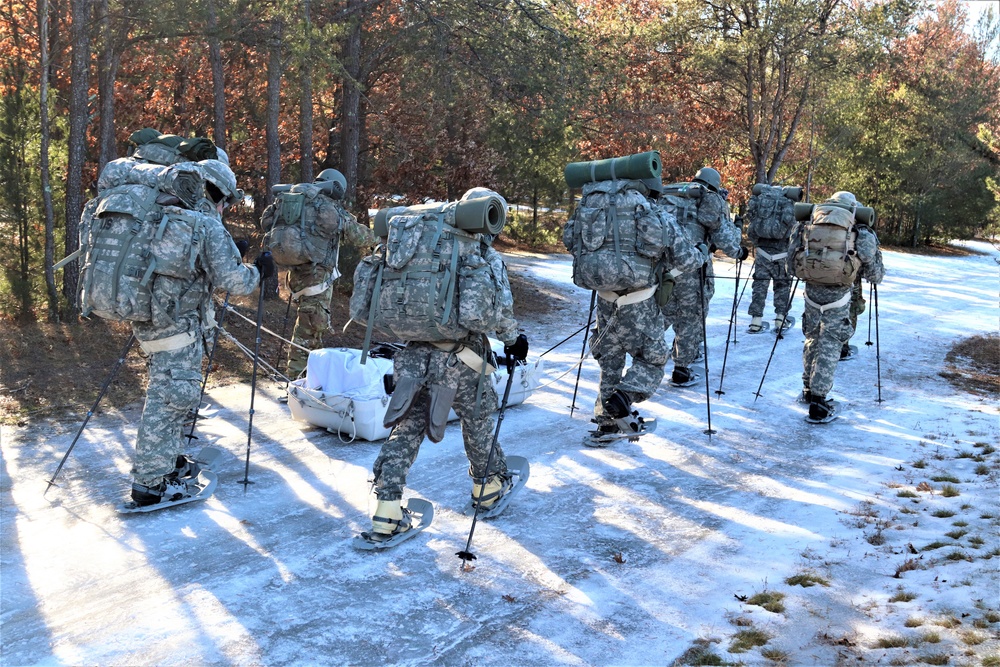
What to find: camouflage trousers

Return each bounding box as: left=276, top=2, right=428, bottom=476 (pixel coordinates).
left=801, top=299, right=855, bottom=398
left=286, top=264, right=335, bottom=380
left=748, top=253, right=792, bottom=319
left=372, top=343, right=505, bottom=501
left=662, top=264, right=716, bottom=368
left=592, top=295, right=667, bottom=418
left=132, top=338, right=204, bottom=486
left=849, top=279, right=866, bottom=331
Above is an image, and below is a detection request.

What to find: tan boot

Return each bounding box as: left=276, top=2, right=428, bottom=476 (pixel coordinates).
left=773, top=315, right=785, bottom=332
left=471, top=475, right=508, bottom=509
left=748, top=316, right=764, bottom=333
left=371, top=499, right=410, bottom=535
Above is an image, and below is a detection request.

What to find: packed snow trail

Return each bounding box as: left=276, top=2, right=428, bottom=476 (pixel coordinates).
left=2, top=242, right=997, bottom=665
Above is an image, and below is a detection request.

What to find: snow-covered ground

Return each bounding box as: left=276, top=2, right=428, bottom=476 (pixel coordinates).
left=2, top=242, right=998, bottom=666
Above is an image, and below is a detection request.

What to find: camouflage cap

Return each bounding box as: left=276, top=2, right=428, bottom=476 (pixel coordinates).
left=198, top=159, right=242, bottom=205
left=693, top=167, right=721, bottom=191
left=829, top=191, right=858, bottom=207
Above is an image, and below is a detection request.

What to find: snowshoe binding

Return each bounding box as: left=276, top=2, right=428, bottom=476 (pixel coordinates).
left=118, top=446, right=221, bottom=513
left=670, top=366, right=701, bottom=388
left=839, top=344, right=858, bottom=361
left=462, top=456, right=529, bottom=519
left=774, top=315, right=796, bottom=335
left=353, top=498, right=434, bottom=550
left=747, top=320, right=770, bottom=334
left=805, top=395, right=838, bottom=424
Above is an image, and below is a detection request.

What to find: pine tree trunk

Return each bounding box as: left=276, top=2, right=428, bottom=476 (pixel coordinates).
left=207, top=0, right=226, bottom=150
left=339, top=2, right=362, bottom=205
left=62, top=0, right=92, bottom=318
left=96, top=0, right=119, bottom=172
left=299, top=0, right=314, bottom=182
left=264, top=19, right=283, bottom=300
left=40, top=0, right=60, bottom=321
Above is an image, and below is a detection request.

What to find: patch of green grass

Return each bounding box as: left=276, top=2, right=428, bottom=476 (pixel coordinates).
left=968, top=536, right=985, bottom=548
left=981, top=512, right=997, bottom=520
left=944, top=529, right=968, bottom=540
left=932, top=616, right=961, bottom=629
left=730, top=616, right=754, bottom=627
left=918, top=653, right=950, bottom=665
left=919, top=631, right=942, bottom=643
left=956, top=450, right=975, bottom=459
left=899, top=506, right=919, bottom=515
left=729, top=629, right=770, bottom=653
left=785, top=572, right=829, bottom=588
left=889, top=589, right=917, bottom=603
left=931, top=509, right=956, bottom=518
left=983, top=655, right=1000, bottom=667
left=984, top=610, right=1000, bottom=623
left=951, top=520, right=968, bottom=527
left=979, top=444, right=996, bottom=455
left=677, top=647, right=726, bottom=666
left=940, top=484, right=960, bottom=498
left=746, top=591, right=786, bottom=614
left=931, top=474, right=961, bottom=483
left=921, top=541, right=950, bottom=551
left=904, top=617, right=924, bottom=628
left=912, top=459, right=927, bottom=469
left=975, top=464, right=991, bottom=475
left=874, top=634, right=908, bottom=649
left=944, top=550, right=971, bottom=562
left=959, top=503, right=972, bottom=510
left=897, top=490, right=919, bottom=498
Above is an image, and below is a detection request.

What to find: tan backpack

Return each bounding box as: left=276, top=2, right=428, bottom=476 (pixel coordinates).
left=791, top=202, right=873, bottom=286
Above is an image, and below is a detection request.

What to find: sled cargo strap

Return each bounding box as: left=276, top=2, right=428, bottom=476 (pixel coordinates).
left=803, top=291, right=851, bottom=314
left=292, top=276, right=335, bottom=302
left=756, top=248, right=788, bottom=262
left=597, top=285, right=656, bottom=308
left=432, top=342, right=496, bottom=375
left=138, top=330, right=198, bottom=354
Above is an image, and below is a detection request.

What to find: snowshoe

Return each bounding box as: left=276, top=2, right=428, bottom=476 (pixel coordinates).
left=774, top=316, right=796, bottom=334
left=462, top=456, right=529, bottom=519
left=119, top=446, right=222, bottom=513
left=352, top=498, right=434, bottom=550
left=805, top=396, right=838, bottom=424
left=583, top=416, right=657, bottom=447
left=839, top=344, right=858, bottom=361
left=670, top=366, right=701, bottom=388
left=747, top=320, right=770, bottom=334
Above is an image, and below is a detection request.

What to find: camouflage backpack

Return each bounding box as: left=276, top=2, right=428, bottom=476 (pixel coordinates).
left=261, top=183, right=344, bottom=270
left=78, top=176, right=209, bottom=322
left=127, top=129, right=219, bottom=166
left=790, top=202, right=873, bottom=287
left=660, top=182, right=705, bottom=244
left=349, top=202, right=506, bottom=347
left=562, top=179, right=671, bottom=293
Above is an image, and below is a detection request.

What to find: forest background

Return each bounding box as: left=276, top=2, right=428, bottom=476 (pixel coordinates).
left=0, top=0, right=998, bottom=324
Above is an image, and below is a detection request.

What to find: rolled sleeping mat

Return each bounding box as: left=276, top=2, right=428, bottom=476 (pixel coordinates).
left=454, top=195, right=506, bottom=236
left=564, top=151, right=661, bottom=188
left=794, top=201, right=875, bottom=225
left=272, top=183, right=293, bottom=195
left=751, top=182, right=768, bottom=196
left=782, top=186, right=804, bottom=202
left=661, top=182, right=705, bottom=199
left=372, top=204, right=439, bottom=237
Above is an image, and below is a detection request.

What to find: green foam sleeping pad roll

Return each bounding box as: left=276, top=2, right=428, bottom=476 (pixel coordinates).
left=373, top=198, right=507, bottom=238
left=564, top=151, right=661, bottom=188
left=794, top=202, right=875, bottom=225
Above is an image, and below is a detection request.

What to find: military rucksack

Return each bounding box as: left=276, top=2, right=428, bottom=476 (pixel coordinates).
left=746, top=184, right=802, bottom=243
left=660, top=182, right=705, bottom=244
left=562, top=179, right=673, bottom=293
left=790, top=201, right=874, bottom=286
left=349, top=199, right=508, bottom=347
left=261, top=183, right=344, bottom=270
left=78, top=184, right=208, bottom=321
left=127, top=129, right=219, bottom=166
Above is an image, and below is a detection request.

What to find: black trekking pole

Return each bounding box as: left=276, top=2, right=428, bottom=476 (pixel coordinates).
left=873, top=283, right=884, bottom=403
left=716, top=259, right=744, bottom=395
left=44, top=335, right=137, bottom=495
left=697, top=267, right=716, bottom=435
left=538, top=321, right=590, bottom=358
left=271, top=290, right=294, bottom=380
left=569, top=290, right=597, bottom=417
left=186, top=291, right=231, bottom=444
left=240, top=280, right=268, bottom=491
left=865, top=283, right=874, bottom=346
left=753, top=278, right=800, bottom=402
left=457, top=359, right=517, bottom=569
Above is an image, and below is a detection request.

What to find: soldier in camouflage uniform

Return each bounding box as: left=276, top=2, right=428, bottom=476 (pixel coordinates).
left=263, top=169, right=376, bottom=382
left=588, top=178, right=709, bottom=443
left=126, top=160, right=264, bottom=505
left=745, top=185, right=800, bottom=333
left=368, top=188, right=528, bottom=537
left=661, top=167, right=748, bottom=386
left=840, top=276, right=866, bottom=360
left=787, top=191, right=885, bottom=422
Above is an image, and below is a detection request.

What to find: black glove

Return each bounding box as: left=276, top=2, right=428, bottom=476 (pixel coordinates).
left=254, top=251, right=277, bottom=281
left=504, top=334, right=529, bottom=370
left=235, top=239, right=250, bottom=258
left=738, top=245, right=750, bottom=261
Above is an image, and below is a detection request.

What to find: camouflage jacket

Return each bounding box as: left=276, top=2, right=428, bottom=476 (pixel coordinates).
left=696, top=190, right=743, bottom=258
